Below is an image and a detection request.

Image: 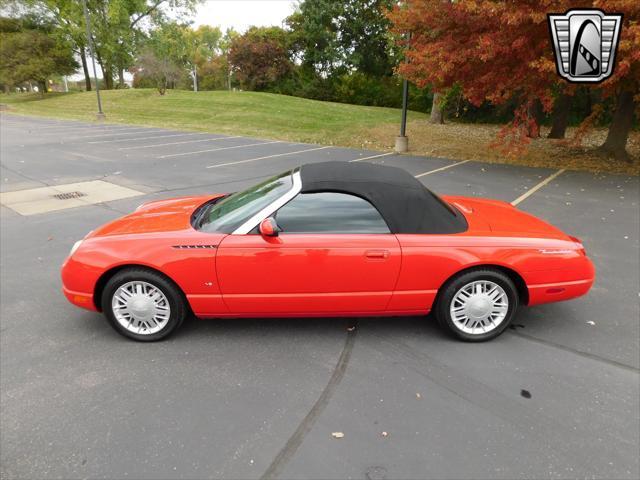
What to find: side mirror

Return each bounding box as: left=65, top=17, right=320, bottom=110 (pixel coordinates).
left=259, top=217, right=281, bottom=237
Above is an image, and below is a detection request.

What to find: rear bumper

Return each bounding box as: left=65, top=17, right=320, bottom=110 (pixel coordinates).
left=527, top=278, right=594, bottom=306
left=525, top=254, right=595, bottom=306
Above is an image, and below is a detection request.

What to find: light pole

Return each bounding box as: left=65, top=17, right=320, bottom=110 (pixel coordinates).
left=395, top=77, right=409, bottom=152
left=82, top=0, right=105, bottom=120
left=395, top=33, right=411, bottom=153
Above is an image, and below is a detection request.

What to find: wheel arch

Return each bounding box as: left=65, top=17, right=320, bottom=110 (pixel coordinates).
left=93, top=264, right=191, bottom=312
left=435, top=264, right=529, bottom=308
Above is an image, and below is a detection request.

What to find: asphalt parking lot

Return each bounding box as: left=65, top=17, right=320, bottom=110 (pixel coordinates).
left=1, top=113, right=638, bottom=479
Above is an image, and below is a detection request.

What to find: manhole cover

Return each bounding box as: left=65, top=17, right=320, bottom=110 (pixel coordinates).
left=52, top=191, right=87, bottom=200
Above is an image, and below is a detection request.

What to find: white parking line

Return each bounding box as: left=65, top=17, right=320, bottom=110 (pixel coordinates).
left=206, top=146, right=330, bottom=169
left=414, top=160, right=470, bottom=178
left=57, top=128, right=159, bottom=139
left=89, top=132, right=207, bottom=145
left=511, top=169, right=566, bottom=206
left=4, top=122, right=105, bottom=131
left=349, top=152, right=395, bottom=162
left=38, top=125, right=134, bottom=133
left=119, top=135, right=241, bottom=150
left=0, top=121, right=63, bottom=129
left=160, top=140, right=282, bottom=159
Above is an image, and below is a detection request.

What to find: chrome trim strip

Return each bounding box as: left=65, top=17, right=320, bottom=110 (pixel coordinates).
left=231, top=170, right=301, bottom=235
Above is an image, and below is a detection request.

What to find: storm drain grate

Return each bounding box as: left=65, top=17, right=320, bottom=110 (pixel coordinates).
left=52, top=191, right=87, bottom=200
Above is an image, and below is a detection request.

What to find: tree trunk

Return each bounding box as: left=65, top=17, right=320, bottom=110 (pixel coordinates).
left=599, top=89, right=636, bottom=162
left=118, top=68, right=125, bottom=88
left=526, top=99, right=544, bottom=137
left=103, top=65, right=114, bottom=90
left=94, top=48, right=113, bottom=90
left=548, top=93, right=571, bottom=139
left=80, top=48, right=92, bottom=91
left=430, top=92, right=444, bottom=124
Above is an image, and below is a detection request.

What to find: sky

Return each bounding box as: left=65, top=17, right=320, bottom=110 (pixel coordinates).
left=193, top=0, right=298, bottom=32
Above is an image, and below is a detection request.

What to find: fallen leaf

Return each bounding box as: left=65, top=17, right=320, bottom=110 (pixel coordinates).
left=47, top=236, right=53, bottom=241
left=331, top=432, right=344, bottom=439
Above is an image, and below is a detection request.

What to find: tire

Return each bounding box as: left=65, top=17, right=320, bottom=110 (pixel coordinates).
left=435, top=269, right=519, bottom=342
left=101, top=268, right=187, bottom=341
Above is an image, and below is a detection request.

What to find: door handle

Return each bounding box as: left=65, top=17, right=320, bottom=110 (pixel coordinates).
left=365, top=249, right=389, bottom=259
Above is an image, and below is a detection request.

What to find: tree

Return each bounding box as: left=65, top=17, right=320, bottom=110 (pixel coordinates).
left=287, top=0, right=397, bottom=77
left=18, top=0, right=198, bottom=90
left=548, top=92, right=572, bottom=139
left=0, top=16, right=77, bottom=92
left=130, top=20, right=191, bottom=93
left=185, top=25, right=222, bottom=91
left=130, top=47, right=182, bottom=94
left=430, top=92, right=443, bottom=124
left=388, top=0, right=639, bottom=161
left=596, top=0, right=639, bottom=161
left=219, top=28, right=239, bottom=90
left=197, top=55, right=228, bottom=90
left=228, top=27, right=293, bottom=91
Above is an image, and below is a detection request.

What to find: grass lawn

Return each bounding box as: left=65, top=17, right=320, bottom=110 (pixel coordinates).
left=1, top=89, right=637, bottom=175
left=0, top=89, right=418, bottom=146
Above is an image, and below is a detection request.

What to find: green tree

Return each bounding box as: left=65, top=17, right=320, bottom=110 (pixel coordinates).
left=17, top=0, right=198, bottom=90
left=287, top=0, right=397, bottom=77
left=185, top=24, right=222, bottom=90
left=131, top=20, right=188, bottom=92
left=0, top=16, right=77, bottom=92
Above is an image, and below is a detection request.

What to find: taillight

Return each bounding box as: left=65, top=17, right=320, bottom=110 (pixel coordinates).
left=569, top=235, right=586, bottom=256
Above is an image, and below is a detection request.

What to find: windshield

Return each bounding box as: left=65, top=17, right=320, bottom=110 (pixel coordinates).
left=198, top=170, right=293, bottom=233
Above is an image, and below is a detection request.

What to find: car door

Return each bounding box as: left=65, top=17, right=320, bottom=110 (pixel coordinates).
left=216, top=191, right=401, bottom=315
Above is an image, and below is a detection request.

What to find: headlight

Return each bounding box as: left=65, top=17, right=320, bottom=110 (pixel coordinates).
left=70, top=240, right=83, bottom=256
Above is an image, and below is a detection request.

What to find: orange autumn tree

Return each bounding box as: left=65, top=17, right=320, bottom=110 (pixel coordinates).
left=388, top=0, right=639, bottom=161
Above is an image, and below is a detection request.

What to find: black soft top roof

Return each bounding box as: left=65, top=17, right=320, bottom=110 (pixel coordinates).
left=299, top=161, right=467, bottom=234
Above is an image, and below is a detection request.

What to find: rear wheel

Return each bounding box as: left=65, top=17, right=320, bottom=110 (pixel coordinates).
left=102, top=268, right=187, bottom=341
left=435, top=269, right=518, bottom=342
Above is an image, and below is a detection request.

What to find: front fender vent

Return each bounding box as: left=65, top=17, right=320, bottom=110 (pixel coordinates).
left=172, top=245, right=218, bottom=249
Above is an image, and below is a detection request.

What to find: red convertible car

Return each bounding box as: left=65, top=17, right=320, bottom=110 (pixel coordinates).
left=61, top=162, right=594, bottom=342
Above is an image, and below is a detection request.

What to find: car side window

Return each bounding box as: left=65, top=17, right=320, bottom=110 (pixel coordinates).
left=275, top=192, right=390, bottom=234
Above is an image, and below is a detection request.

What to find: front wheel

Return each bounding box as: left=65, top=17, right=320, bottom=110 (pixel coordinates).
left=102, top=268, right=187, bottom=341
left=435, top=269, right=519, bottom=342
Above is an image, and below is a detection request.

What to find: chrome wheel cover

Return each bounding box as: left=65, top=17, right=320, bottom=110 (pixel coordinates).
left=450, top=280, right=509, bottom=335
left=111, top=281, right=171, bottom=335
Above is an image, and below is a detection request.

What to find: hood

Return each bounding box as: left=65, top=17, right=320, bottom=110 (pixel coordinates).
left=89, top=194, right=222, bottom=237
left=444, top=195, right=570, bottom=240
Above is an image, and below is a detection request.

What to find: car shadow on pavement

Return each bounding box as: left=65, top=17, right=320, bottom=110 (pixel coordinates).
left=71, top=309, right=449, bottom=343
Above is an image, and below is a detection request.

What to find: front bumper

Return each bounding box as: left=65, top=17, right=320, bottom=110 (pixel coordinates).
left=62, top=286, right=98, bottom=311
